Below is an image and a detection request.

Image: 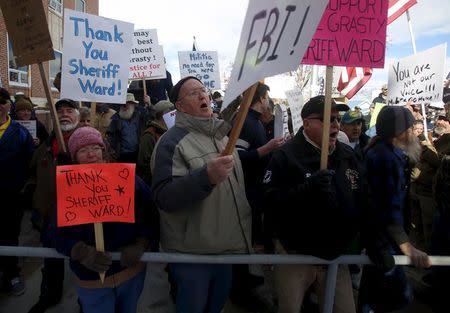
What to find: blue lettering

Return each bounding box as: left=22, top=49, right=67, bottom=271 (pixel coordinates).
left=113, top=25, right=123, bottom=43
left=69, top=17, right=84, bottom=36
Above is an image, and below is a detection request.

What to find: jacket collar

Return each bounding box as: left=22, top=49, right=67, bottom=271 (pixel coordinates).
left=175, top=111, right=231, bottom=139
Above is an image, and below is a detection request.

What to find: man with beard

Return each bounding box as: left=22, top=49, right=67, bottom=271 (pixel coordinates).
left=106, top=93, right=146, bottom=163
left=28, top=99, right=80, bottom=313
left=358, top=106, right=430, bottom=313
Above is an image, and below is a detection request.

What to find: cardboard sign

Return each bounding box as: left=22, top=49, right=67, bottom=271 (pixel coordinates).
left=222, top=0, right=328, bottom=110
left=274, top=104, right=290, bottom=139
left=178, top=51, right=221, bottom=90
left=61, top=9, right=134, bottom=104
left=129, top=29, right=166, bottom=80
left=302, top=0, right=388, bottom=68
left=387, top=44, right=447, bottom=105
left=56, top=163, right=136, bottom=227
left=163, top=109, right=177, bottom=130
left=16, top=120, right=37, bottom=139
left=0, top=0, right=54, bottom=67
left=285, top=89, right=304, bottom=134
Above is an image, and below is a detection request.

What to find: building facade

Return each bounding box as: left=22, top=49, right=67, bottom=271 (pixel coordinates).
left=0, top=0, right=99, bottom=104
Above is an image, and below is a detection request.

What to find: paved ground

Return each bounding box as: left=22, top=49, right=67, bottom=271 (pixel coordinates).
left=0, top=211, right=433, bottom=313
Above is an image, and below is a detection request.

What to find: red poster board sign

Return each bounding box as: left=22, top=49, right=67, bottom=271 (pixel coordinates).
left=57, top=163, right=135, bottom=227
left=302, top=0, right=388, bottom=68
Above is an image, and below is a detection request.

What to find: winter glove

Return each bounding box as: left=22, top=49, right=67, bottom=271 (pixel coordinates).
left=120, top=238, right=149, bottom=268
left=305, top=169, right=335, bottom=193
left=71, top=241, right=112, bottom=273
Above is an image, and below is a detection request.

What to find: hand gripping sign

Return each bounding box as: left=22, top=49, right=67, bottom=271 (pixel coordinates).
left=57, top=163, right=135, bottom=227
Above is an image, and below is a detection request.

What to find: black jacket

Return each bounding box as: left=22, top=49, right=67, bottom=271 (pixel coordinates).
left=263, top=130, right=364, bottom=259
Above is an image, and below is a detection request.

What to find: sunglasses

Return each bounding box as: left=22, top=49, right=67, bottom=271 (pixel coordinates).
left=307, top=115, right=340, bottom=123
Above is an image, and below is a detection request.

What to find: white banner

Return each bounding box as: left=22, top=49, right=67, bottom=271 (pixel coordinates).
left=222, top=0, right=328, bottom=110
left=178, top=51, right=221, bottom=90
left=274, top=104, right=290, bottom=139
left=388, top=44, right=447, bottom=106
left=61, top=9, right=133, bottom=104
left=129, top=29, right=166, bottom=80
left=163, top=109, right=177, bottom=130
left=17, top=120, right=37, bottom=139
left=286, top=88, right=304, bottom=134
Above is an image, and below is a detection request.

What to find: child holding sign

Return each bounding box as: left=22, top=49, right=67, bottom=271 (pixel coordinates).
left=54, top=127, right=158, bottom=313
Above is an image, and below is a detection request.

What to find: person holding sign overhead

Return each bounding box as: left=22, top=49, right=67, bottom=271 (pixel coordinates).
left=54, top=126, right=157, bottom=313
left=263, top=95, right=365, bottom=313
left=151, top=76, right=251, bottom=313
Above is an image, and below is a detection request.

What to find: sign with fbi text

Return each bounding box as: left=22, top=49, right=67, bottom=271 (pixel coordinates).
left=302, top=0, right=388, bottom=68
left=61, top=9, right=133, bottom=104
left=178, top=51, right=221, bottom=90
left=129, top=29, right=166, bottom=80
left=387, top=44, right=447, bottom=106
left=223, top=0, right=328, bottom=110
left=56, top=163, right=136, bottom=227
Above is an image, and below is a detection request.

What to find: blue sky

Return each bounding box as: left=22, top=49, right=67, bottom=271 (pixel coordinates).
left=100, top=0, right=449, bottom=102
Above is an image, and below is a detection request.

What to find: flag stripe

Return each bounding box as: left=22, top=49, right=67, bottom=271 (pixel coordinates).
left=388, top=0, right=417, bottom=25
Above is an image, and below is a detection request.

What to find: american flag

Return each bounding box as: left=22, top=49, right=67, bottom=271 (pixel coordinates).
left=337, top=0, right=418, bottom=99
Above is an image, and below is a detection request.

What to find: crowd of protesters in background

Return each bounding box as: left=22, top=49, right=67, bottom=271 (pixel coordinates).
left=0, top=71, right=449, bottom=313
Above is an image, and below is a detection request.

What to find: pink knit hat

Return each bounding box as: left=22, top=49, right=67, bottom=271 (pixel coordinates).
left=68, top=127, right=105, bottom=161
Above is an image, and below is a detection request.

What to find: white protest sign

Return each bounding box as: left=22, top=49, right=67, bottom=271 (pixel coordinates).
left=178, top=51, right=221, bottom=90
left=388, top=44, right=447, bottom=105
left=129, top=29, right=166, bottom=80
left=274, top=104, right=290, bottom=139
left=17, top=120, right=37, bottom=139
left=163, top=110, right=177, bottom=130
left=222, top=0, right=328, bottom=110
left=61, top=9, right=133, bottom=104
left=286, top=89, right=304, bottom=134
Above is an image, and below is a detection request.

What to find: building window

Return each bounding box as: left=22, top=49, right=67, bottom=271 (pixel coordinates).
left=49, top=0, right=63, bottom=15
left=75, top=0, right=86, bottom=12
left=49, top=50, right=62, bottom=89
left=8, top=38, right=29, bottom=87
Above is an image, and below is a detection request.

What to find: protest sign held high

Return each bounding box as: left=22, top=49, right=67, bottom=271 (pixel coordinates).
left=388, top=44, right=447, bottom=105
left=302, top=0, right=389, bottom=68
left=178, top=51, right=221, bottom=90
left=61, top=9, right=133, bottom=104
left=0, top=0, right=55, bottom=67
left=285, top=88, right=304, bottom=134
left=56, top=163, right=136, bottom=227
left=129, top=29, right=166, bottom=80
left=274, top=104, right=290, bottom=139
left=223, top=0, right=328, bottom=109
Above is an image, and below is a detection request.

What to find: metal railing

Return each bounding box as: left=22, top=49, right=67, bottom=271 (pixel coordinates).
left=1, top=246, right=449, bottom=313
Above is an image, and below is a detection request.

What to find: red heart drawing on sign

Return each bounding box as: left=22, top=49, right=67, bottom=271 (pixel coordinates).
left=119, top=168, right=129, bottom=180
left=65, top=211, right=77, bottom=222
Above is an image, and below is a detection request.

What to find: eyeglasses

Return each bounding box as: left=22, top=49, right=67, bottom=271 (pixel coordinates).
left=77, top=145, right=103, bottom=155
left=178, top=87, right=208, bottom=100
left=307, top=115, right=340, bottom=124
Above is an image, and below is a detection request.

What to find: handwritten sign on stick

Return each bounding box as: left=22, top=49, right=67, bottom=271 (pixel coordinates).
left=302, top=0, right=388, bottom=68
left=129, top=29, right=166, bottom=80
left=0, top=0, right=54, bottom=67
left=285, top=89, right=304, bottom=134
left=56, top=163, right=136, bottom=227
left=61, top=9, right=133, bottom=104
left=222, top=0, right=328, bottom=110
left=387, top=44, right=447, bottom=106
left=178, top=51, right=221, bottom=90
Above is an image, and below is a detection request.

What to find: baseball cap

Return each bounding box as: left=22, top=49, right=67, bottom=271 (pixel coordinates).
left=55, top=98, right=79, bottom=110
left=126, top=93, right=138, bottom=104
left=341, top=110, right=364, bottom=124
left=301, top=95, right=349, bottom=119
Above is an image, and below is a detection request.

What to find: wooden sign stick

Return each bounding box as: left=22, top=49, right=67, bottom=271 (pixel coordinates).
left=320, top=66, right=334, bottom=170
left=94, top=222, right=106, bottom=283
left=222, top=83, right=258, bottom=156
left=38, top=62, right=66, bottom=153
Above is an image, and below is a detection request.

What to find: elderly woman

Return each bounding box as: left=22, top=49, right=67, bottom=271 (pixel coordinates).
left=13, top=96, right=48, bottom=146
left=54, top=126, right=158, bottom=313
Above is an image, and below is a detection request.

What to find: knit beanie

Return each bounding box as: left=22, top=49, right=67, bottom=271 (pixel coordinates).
left=15, top=97, right=33, bottom=112
left=68, top=126, right=105, bottom=161
left=169, top=76, right=202, bottom=103
left=376, top=106, right=415, bottom=139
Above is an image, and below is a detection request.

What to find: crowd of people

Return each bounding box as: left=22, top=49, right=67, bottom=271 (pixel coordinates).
left=0, top=74, right=449, bottom=313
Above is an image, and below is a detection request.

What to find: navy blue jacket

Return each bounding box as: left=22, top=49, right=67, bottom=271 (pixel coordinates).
left=55, top=176, right=159, bottom=280
left=0, top=118, right=34, bottom=192
left=263, top=130, right=364, bottom=259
